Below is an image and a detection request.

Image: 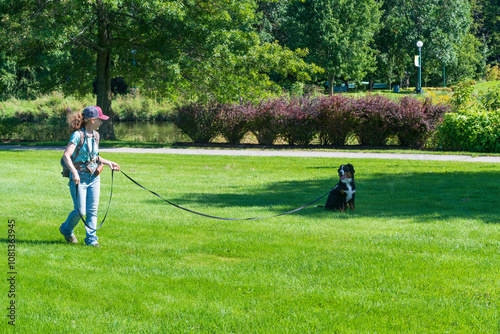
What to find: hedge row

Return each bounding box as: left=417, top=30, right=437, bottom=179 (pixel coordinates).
left=437, top=110, right=500, bottom=153
left=173, top=95, right=451, bottom=148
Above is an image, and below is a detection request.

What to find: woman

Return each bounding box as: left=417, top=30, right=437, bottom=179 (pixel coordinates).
left=59, top=106, right=120, bottom=247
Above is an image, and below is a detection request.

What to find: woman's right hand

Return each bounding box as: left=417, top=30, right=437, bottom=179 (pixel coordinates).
left=64, top=142, right=80, bottom=185
left=72, top=173, right=80, bottom=185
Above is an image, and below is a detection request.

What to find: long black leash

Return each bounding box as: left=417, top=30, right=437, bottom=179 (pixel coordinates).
left=120, top=170, right=332, bottom=221
left=75, top=170, right=114, bottom=231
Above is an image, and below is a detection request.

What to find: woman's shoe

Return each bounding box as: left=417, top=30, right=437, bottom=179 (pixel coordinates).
left=59, top=226, right=78, bottom=244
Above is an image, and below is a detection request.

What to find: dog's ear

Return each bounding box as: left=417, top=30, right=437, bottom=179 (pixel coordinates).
left=338, top=165, right=344, bottom=176
left=347, top=163, right=355, bottom=174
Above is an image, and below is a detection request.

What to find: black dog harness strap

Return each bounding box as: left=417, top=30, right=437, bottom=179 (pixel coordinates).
left=75, top=170, right=114, bottom=231
left=120, top=170, right=333, bottom=221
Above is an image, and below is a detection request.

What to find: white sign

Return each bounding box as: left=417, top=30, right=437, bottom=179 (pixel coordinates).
left=415, top=55, right=420, bottom=67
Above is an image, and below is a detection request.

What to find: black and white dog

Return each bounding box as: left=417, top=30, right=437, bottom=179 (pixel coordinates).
left=325, top=164, right=356, bottom=212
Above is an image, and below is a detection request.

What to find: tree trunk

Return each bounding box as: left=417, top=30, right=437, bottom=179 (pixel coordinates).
left=328, top=75, right=335, bottom=96
left=95, top=1, right=115, bottom=140
left=343, top=78, right=349, bottom=93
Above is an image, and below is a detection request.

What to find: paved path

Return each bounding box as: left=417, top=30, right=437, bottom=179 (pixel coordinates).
left=1, top=145, right=499, bottom=163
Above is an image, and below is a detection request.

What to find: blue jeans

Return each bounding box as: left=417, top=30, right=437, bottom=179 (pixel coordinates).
left=60, top=171, right=100, bottom=245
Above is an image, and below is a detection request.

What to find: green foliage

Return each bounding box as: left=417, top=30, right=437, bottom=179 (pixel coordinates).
left=112, top=94, right=175, bottom=121
left=0, top=0, right=319, bottom=106
left=442, top=33, right=483, bottom=85
left=0, top=0, right=492, bottom=103
left=283, top=0, right=381, bottom=88
left=478, top=0, right=500, bottom=64
left=373, top=0, right=473, bottom=87
left=438, top=80, right=500, bottom=153
left=0, top=54, right=41, bottom=99
left=0, top=106, right=69, bottom=141
left=0, top=92, right=177, bottom=140
left=436, top=110, right=500, bottom=152
left=0, top=116, right=20, bottom=139
left=478, top=83, right=500, bottom=111
left=0, top=92, right=89, bottom=141
left=451, top=80, right=476, bottom=112
left=486, top=64, right=500, bottom=81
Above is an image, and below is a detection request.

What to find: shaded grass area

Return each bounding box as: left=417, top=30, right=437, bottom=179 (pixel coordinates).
left=0, top=151, right=499, bottom=333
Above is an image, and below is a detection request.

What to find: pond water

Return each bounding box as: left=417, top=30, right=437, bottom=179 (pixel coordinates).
left=113, top=121, right=188, bottom=143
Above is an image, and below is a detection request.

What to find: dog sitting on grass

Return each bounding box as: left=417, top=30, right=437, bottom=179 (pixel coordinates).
left=325, top=164, right=356, bottom=212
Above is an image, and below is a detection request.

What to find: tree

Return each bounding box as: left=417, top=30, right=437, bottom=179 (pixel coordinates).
left=282, top=0, right=382, bottom=94
left=472, top=0, right=500, bottom=65
left=0, top=0, right=318, bottom=138
left=372, top=0, right=472, bottom=87
left=442, top=33, right=483, bottom=84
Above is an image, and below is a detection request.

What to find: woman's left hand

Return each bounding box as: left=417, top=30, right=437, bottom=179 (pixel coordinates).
left=109, top=162, right=120, bottom=171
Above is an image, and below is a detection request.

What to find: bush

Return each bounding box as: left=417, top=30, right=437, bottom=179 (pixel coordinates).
left=248, top=98, right=288, bottom=145
left=0, top=116, right=21, bottom=140
left=422, top=87, right=453, bottom=92
left=281, top=96, right=319, bottom=146
left=451, top=80, right=476, bottom=112
left=353, top=95, right=398, bottom=146
left=172, top=103, right=219, bottom=143
left=436, top=110, right=500, bottom=152
left=217, top=103, right=253, bottom=144
left=316, top=95, right=355, bottom=145
left=478, top=83, right=500, bottom=112
left=393, top=97, right=450, bottom=148
left=486, top=64, right=500, bottom=81
left=437, top=80, right=500, bottom=153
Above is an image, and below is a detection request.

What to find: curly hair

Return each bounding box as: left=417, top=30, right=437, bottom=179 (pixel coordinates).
left=68, top=111, right=85, bottom=132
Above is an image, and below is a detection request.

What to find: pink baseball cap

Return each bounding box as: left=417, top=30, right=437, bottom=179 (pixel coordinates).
left=83, top=106, right=109, bottom=120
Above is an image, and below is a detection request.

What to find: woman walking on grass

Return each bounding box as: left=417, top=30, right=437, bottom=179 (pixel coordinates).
left=59, top=106, right=120, bottom=247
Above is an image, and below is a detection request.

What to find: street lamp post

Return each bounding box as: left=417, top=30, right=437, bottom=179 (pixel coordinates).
left=416, top=41, right=423, bottom=94
left=131, top=50, right=137, bottom=94
left=443, top=64, right=446, bottom=87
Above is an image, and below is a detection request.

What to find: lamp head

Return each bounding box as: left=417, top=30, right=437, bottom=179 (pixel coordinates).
left=416, top=41, right=423, bottom=48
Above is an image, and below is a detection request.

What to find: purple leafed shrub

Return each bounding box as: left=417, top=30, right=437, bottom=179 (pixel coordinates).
left=281, top=96, right=320, bottom=146
left=217, top=102, right=253, bottom=144
left=422, top=98, right=451, bottom=127
left=316, top=95, right=356, bottom=145
left=393, top=97, right=451, bottom=147
left=171, top=95, right=450, bottom=147
left=392, top=96, right=426, bottom=147
left=249, top=97, right=288, bottom=145
left=353, top=95, right=398, bottom=146
left=172, top=103, right=219, bottom=143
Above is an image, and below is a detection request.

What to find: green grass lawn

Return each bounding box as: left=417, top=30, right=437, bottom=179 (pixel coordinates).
left=1, top=150, right=499, bottom=333
left=473, top=80, right=500, bottom=93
